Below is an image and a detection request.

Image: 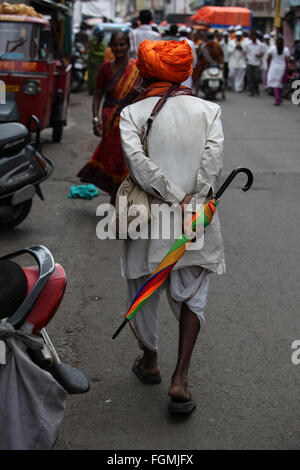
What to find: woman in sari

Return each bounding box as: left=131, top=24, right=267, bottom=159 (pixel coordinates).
left=78, top=32, right=142, bottom=203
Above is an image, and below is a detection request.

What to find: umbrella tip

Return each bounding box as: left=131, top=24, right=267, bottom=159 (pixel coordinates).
left=112, top=318, right=128, bottom=340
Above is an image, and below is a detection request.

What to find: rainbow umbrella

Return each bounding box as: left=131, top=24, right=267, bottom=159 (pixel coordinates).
left=112, top=167, right=253, bottom=339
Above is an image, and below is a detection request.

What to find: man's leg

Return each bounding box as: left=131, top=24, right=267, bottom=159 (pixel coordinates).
left=254, top=66, right=261, bottom=94
left=168, top=302, right=200, bottom=401
left=273, top=87, right=281, bottom=105
left=128, top=276, right=162, bottom=379
left=236, top=68, right=246, bottom=92
left=247, top=65, right=255, bottom=95
left=166, top=267, right=209, bottom=403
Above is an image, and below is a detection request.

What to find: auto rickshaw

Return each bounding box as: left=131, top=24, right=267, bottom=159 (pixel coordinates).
left=0, top=2, right=71, bottom=142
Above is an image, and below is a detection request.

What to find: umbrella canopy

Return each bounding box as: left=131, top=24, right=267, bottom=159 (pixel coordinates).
left=112, top=167, right=253, bottom=340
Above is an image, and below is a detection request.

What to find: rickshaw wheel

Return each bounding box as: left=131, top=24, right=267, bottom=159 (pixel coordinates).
left=0, top=199, right=32, bottom=229
left=52, top=122, right=63, bottom=143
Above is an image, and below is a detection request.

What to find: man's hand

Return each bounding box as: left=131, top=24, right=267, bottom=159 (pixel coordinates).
left=180, top=194, right=193, bottom=212
left=180, top=194, right=196, bottom=239
left=93, top=122, right=102, bottom=137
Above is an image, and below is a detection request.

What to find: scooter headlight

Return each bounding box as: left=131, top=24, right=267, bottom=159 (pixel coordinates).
left=23, top=80, right=41, bottom=95
left=208, top=68, right=220, bottom=77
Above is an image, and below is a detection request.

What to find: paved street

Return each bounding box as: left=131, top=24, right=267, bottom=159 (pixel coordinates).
left=1, top=88, right=300, bottom=450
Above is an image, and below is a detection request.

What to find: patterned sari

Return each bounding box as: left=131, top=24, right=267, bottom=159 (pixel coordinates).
left=78, top=59, right=142, bottom=203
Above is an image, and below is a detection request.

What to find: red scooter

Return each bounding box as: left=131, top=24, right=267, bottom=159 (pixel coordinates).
left=0, top=245, right=89, bottom=394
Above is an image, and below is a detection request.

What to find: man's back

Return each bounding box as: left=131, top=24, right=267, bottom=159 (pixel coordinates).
left=121, top=95, right=222, bottom=194
left=205, top=40, right=224, bottom=63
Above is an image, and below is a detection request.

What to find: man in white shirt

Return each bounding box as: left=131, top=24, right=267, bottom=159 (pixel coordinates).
left=261, top=33, right=271, bottom=88
left=129, top=9, right=160, bottom=58
left=244, top=30, right=264, bottom=96
left=119, top=39, right=225, bottom=415
left=177, top=26, right=197, bottom=88
left=220, top=30, right=230, bottom=87
left=228, top=30, right=247, bottom=92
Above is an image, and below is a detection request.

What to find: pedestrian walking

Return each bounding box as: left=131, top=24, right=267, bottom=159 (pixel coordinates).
left=228, top=30, right=246, bottom=92
left=244, top=30, right=264, bottom=96
left=220, top=30, right=230, bottom=87
left=178, top=27, right=197, bottom=89
left=267, top=36, right=290, bottom=106
left=194, top=33, right=224, bottom=96
left=77, top=32, right=142, bottom=204
left=87, top=29, right=106, bottom=95
left=162, top=23, right=181, bottom=41
left=119, top=39, right=225, bottom=414
left=261, top=33, right=271, bottom=88
left=129, top=9, right=160, bottom=59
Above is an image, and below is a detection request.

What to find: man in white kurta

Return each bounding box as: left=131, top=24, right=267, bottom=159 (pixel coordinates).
left=228, top=31, right=247, bottom=92
left=119, top=39, right=225, bottom=413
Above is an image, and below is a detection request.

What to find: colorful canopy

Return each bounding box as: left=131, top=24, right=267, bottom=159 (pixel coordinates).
left=192, top=6, right=252, bottom=29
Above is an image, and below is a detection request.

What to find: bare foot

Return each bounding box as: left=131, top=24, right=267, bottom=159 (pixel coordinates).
left=168, top=375, right=193, bottom=402
left=136, top=350, right=160, bottom=376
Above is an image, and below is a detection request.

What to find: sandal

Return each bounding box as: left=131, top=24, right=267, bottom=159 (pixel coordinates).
left=168, top=386, right=196, bottom=414
left=132, top=357, right=161, bottom=385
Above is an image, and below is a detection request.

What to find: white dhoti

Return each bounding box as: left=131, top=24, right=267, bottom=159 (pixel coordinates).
left=229, top=67, right=246, bottom=92
left=127, top=267, right=210, bottom=351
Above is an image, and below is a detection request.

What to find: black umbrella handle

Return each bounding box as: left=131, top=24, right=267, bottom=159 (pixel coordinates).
left=215, top=167, right=253, bottom=201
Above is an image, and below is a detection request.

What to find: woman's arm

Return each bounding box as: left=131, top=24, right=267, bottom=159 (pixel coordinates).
left=92, top=63, right=110, bottom=137
left=267, top=53, right=272, bottom=67
left=92, top=88, right=104, bottom=137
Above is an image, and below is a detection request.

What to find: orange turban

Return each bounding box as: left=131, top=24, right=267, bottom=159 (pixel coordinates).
left=136, top=39, right=193, bottom=83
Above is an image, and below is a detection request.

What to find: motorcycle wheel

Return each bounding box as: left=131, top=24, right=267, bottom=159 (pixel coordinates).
left=0, top=199, right=32, bottom=229
left=52, top=121, right=64, bottom=143
left=71, top=71, right=84, bottom=93
left=71, top=80, right=82, bottom=93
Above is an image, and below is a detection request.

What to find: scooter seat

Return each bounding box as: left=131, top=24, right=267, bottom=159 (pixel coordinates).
left=0, top=260, right=28, bottom=319
left=0, top=122, right=28, bottom=157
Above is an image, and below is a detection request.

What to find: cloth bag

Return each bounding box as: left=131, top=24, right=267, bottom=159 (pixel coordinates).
left=114, top=85, right=180, bottom=239
left=0, top=319, right=66, bottom=450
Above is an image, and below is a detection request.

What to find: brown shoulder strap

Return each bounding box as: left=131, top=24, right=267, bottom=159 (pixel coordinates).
left=142, top=84, right=180, bottom=155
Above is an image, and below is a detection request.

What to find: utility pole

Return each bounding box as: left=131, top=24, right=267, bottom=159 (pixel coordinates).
left=274, top=0, right=281, bottom=32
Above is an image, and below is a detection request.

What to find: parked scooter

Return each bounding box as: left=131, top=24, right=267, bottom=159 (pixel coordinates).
left=0, top=245, right=90, bottom=393
left=0, top=245, right=90, bottom=449
left=0, top=115, right=53, bottom=229
left=282, top=55, right=298, bottom=99
left=71, top=42, right=87, bottom=93
left=200, top=65, right=226, bottom=100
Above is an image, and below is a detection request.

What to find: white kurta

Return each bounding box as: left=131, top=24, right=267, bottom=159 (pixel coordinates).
left=119, top=95, right=225, bottom=280
left=228, top=39, right=247, bottom=69
left=267, top=46, right=290, bottom=88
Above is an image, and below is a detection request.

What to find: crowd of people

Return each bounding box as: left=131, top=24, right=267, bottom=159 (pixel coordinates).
left=82, top=14, right=293, bottom=104
left=78, top=9, right=294, bottom=208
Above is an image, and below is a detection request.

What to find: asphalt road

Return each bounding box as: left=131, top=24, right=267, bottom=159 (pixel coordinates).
left=1, top=88, right=300, bottom=450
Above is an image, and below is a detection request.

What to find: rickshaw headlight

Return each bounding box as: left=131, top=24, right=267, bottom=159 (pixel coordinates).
left=23, top=80, right=40, bottom=95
